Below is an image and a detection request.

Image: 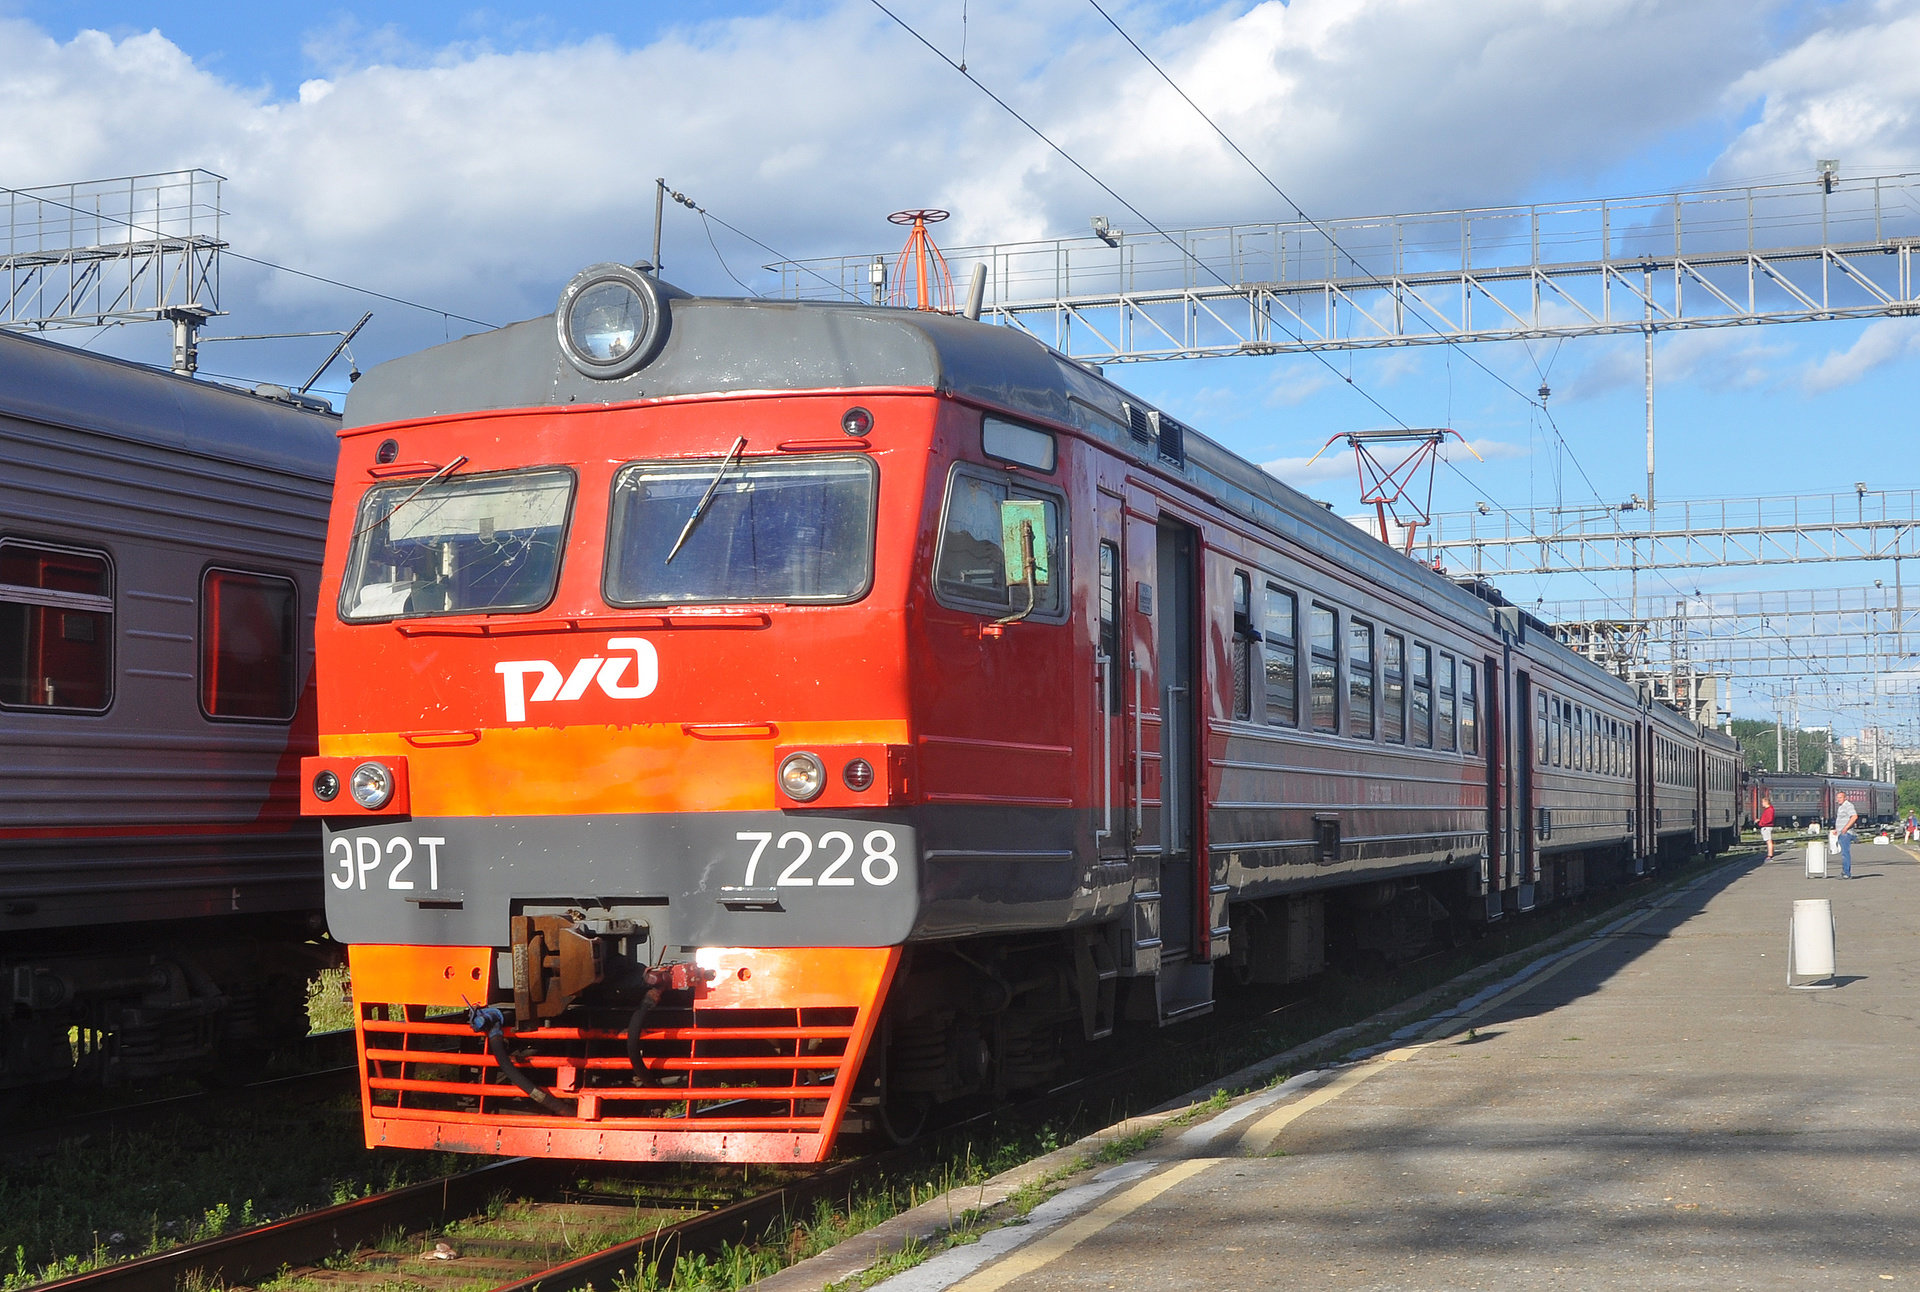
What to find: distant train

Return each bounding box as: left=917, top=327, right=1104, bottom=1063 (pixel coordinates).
left=0, top=330, right=339, bottom=1087
left=305, top=266, right=1743, bottom=1164
left=1747, top=772, right=1897, bottom=830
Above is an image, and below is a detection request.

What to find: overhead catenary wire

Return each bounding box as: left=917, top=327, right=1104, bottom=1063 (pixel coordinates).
left=0, top=181, right=499, bottom=331
left=864, top=0, right=1414, bottom=433
left=1083, top=0, right=1624, bottom=521
left=664, top=185, right=855, bottom=301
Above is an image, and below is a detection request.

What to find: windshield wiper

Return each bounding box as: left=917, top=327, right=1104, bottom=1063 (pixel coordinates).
left=352, top=454, right=471, bottom=540
left=665, top=436, right=748, bottom=564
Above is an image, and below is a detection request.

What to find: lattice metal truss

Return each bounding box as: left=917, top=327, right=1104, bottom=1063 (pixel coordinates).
left=1422, top=489, right=1920, bottom=576
left=774, top=171, right=1920, bottom=363
left=1543, top=586, right=1920, bottom=681
left=1, top=170, right=225, bottom=332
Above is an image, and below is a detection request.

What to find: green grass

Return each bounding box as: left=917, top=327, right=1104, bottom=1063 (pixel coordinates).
left=305, top=966, right=354, bottom=1035
left=0, top=1093, right=461, bottom=1292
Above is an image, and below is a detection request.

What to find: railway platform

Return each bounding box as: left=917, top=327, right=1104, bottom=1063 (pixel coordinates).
left=777, top=842, right=1920, bottom=1289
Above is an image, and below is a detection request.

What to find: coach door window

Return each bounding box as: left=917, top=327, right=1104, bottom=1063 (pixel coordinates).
left=932, top=468, right=1065, bottom=619
left=1459, top=662, right=1478, bottom=756
left=201, top=569, right=298, bottom=721
left=1411, top=643, right=1433, bottom=747
left=1099, top=543, right=1121, bottom=712
left=1347, top=619, right=1374, bottom=739
left=1262, top=585, right=1298, bottom=727
left=1309, top=604, right=1338, bottom=733
left=1231, top=572, right=1252, bottom=721
left=1436, top=653, right=1457, bottom=751
left=1381, top=632, right=1406, bottom=743
left=0, top=541, right=112, bottom=712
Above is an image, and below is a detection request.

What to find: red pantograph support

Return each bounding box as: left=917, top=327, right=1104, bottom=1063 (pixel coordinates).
left=1304, top=428, right=1482, bottom=556
left=888, top=209, right=954, bottom=312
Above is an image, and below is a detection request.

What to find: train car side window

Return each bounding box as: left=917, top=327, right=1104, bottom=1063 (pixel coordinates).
left=201, top=569, right=298, bottom=721
left=1099, top=542, right=1121, bottom=712
left=1459, top=662, right=1478, bottom=755
left=1411, top=643, right=1432, bottom=747
left=1536, top=692, right=1548, bottom=765
left=1436, top=652, right=1457, bottom=751
left=344, top=467, right=575, bottom=620
left=1550, top=697, right=1562, bottom=766
left=0, top=540, right=113, bottom=712
left=1347, top=619, right=1374, bottom=739
left=1231, top=571, right=1252, bottom=721
left=1262, top=584, right=1298, bottom=728
left=1309, top=604, right=1338, bottom=733
left=1381, top=632, right=1406, bottom=743
left=931, top=466, right=1066, bottom=620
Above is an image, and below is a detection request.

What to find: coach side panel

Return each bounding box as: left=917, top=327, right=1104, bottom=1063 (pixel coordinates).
left=0, top=410, right=329, bottom=935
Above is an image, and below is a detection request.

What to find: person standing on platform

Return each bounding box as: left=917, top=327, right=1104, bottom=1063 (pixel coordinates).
left=1758, top=796, right=1776, bottom=859
left=1834, top=791, right=1858, bottom=879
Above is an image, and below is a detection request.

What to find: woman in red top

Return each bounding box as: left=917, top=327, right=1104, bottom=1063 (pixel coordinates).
left=1758, top=796, right=1776, bottom=859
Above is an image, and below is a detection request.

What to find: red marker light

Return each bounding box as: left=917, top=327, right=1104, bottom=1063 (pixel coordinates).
left=841, top=406, right=874, bottom=437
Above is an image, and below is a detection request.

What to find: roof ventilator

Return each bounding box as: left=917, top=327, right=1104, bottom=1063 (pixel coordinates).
left=1122, top=401, right=1154, bottom=445
left=1150, top=411, right=1187, bottom=468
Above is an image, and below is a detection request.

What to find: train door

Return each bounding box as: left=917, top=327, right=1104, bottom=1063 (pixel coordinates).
left=1515, top=669, right=1536, bottom=910
left=1634, top=721, right=1652, bottom=871
left=1093, top=490, right=1128, bottom=873
left=1483, top=655, right=1504, bottom=909
left=1694, top=750, right=1708, bottom=851
left=1154, top=520, right=1199, bottom=963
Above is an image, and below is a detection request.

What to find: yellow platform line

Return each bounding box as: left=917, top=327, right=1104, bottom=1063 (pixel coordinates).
left=948, top=1157, right=1221, bottom=1292
left=1236, top=1045, right=1423, bottom=1154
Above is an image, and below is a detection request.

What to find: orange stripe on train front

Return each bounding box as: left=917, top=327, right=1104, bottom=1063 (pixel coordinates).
left=320, top=719, right=909, bottom=815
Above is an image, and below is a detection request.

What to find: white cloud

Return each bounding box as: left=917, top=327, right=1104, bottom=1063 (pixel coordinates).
left=1716, top=1, right=1920, bottom=181
left=1801, top=318, right=1920, bottom=390
left=1558, top=327, right=1796, bottom=400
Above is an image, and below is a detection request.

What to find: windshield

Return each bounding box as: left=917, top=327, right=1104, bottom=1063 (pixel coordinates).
left=339, top=468, right=575, bottom=620
left=605, top=456, right=876, bottom=605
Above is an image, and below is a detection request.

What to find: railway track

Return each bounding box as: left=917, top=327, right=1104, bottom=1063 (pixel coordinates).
left=0, top=1032, right=358, bottom=1159
left=25, top=854, right=1746, bottom=1292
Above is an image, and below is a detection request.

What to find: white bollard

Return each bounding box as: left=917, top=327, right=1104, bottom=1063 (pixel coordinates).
left=1805, top=840, right=1828, bottom=878
left=1788, top=898, right=1838, bottom=989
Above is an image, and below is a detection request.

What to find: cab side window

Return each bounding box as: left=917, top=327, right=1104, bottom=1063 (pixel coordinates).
left=933, top=468, right=1065, bottom=619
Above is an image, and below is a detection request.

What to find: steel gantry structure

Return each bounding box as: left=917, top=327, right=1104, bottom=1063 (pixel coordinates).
left=1421, top=488, right=1920, bottom=577
left=1, top=170, right=227, bottom=372
left=775, top=170, right=1920, bottom=364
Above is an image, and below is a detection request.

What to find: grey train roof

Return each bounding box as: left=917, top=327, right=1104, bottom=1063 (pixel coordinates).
left=0, top=328, right=341, bottom=479
left=344, top=288, right=1707, bottom=731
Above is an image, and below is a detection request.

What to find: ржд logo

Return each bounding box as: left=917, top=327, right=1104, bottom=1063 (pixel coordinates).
left=494, top=637, right=658, bottom=723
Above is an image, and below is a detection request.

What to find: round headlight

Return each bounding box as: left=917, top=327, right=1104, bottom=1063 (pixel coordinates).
left=349, top=761, right=395, bottom=810
left=556, top=263, right=668, bottom=379
left=312, top=770, right=340, bottom=803
left=843, top=758, right=875, bottom=792
left=779, top=752, right=826, bottom=802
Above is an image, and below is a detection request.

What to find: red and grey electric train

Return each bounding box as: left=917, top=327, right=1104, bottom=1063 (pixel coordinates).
left=1746, top=772, right=1896, bottom=830
left=304, top=264, right=1740, bottom=1163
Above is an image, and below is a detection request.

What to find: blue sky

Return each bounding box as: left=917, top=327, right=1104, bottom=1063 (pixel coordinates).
left=3, top=0, right=1918, bottom=732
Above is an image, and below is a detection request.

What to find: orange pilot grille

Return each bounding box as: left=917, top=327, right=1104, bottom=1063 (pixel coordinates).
left=350, top=946, right=898, bottom=1163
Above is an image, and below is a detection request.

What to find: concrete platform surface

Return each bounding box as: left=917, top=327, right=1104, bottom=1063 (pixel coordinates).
left=861, top=846, right=1920, bottom=1290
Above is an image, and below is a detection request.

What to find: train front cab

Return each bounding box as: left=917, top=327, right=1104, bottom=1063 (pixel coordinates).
left=306, top=387, right=969, bottom=1162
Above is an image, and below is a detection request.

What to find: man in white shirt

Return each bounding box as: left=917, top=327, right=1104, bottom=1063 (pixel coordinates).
left=1834, top=792, right=1859, bottom=879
